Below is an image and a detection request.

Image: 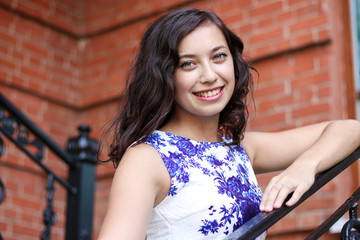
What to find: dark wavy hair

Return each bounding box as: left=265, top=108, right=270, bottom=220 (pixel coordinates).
left=103, top=8, right=255, bottom=168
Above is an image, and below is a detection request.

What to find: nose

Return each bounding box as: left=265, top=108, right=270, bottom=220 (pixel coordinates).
left=200, top=62, right=217, bottom=84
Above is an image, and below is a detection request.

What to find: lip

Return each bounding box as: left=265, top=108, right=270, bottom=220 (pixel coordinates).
left=193, top=86, right=224, bottom=102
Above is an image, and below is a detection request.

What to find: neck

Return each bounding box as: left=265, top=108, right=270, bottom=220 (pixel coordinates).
left=161, top=111, right=221, bottom=142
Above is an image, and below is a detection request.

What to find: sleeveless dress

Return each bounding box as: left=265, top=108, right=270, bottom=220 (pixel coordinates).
left=142, top=130, right=265, bottom=239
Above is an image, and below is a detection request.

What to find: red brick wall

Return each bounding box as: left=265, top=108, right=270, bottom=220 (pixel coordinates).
left=0, top=0, right=356, bottom=239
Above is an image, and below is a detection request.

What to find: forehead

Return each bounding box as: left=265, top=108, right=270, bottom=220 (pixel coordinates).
left=178, top=23, right=228, bottom=53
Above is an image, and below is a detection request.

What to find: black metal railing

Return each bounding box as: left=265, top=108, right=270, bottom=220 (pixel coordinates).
left=225, top=147, right=360, bottom=240
left=0, top=93, right=99, bottom=240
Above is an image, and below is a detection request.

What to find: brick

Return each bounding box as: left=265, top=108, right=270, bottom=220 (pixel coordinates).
left=256, top=44, right=274, bottom=58
left=297, top=195, right=335, bottom=211
left=295, top=32, right=314, bottom=47
left=257, top=16, right=274, bottom=29
left=12, top=223, right=41, bottom=237
left=0, top=0, right=12, bottom=7
left=0, top=221, right=7, bottom=231
left=299, top=212, right=321, bottom=229
left=9, top=74, right=27, bottom=88
left=258, top=95, right=294, bottom=112
left=250, top=111, right=286, bottom=128
left=21, top=211, right=42, bottom=222
left=0, top=44, right=7, bottom=54
left=238, top=22, right=253, bottom=34
left=316, top=46, right=331, bottom=67
left=293, top=52, right=315, bottom=73
left=20, top=65, right=47, bottom=81
left=0, top=57, right=16, bottom=69
left=255, top=82, right=285, bottom=98
left=0, top=8, right=15, bottom=28
left=277, top=11, right=292, bottom=22
left=249, top=27, right=283, bottom=44
left=3, top=208, right=17, bottom=219
left=275, top=39, right=292, bottom=53
left=13, top=195, right=43, bottom=210
left=30, top=0, right=51, bottom=10
left=291, top=71, right=329, bottom=89
left=292, top=102, right=330, bottom=119
left=0, top=32, right=17, bottom=45
left=21, top=41, right=49, bottom=58
left=317, top=28, right=331, bottom=42
left=12, top=49, right=26, bottom=61
left=217, top=0, right=241, bottom=14
left=275, top=58, right=294, bottom=78
left=249, top=1, right=283, bottom=18
left=222, top=12, right=244, bottom=25
left=290, top=14, right=328, bottom=33
left=296, top=88, right=314, bottom=103
left=317, top=85, right=331, bottom=98
left=17, top=1, right=46, bottom=19
left=27, top=22, right=48, bottom=42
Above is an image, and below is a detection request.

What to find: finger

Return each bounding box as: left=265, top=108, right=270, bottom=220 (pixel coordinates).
left=260, top=181, right=282, bottom=212
left=259, top=181, right=276, bottom=211
left=273, top=185, right=293, bottom=209
left=285, top=186, right=305, bottom=206
left=261, top=178, right=281, bottom=203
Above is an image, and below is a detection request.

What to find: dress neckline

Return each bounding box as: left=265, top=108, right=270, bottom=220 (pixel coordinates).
left=154, top=130, right=229, bottom=145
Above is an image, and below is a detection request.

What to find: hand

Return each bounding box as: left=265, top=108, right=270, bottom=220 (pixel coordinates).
left=259, top=162, right=315, bottom=212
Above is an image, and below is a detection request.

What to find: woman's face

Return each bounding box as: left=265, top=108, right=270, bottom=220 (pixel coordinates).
left=173, top=23, right=235, bottom=120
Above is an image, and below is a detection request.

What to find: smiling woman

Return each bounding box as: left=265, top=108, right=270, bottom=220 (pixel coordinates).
left=98, top=8, right=360, bottom=240
left=172, top=23, right=235, bottom=121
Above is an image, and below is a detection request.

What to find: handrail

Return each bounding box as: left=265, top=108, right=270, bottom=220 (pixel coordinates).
left=225, top=147, right=360, bottom=240
left=0, top=93, right=75, bottom=168
left=306, top=188, right=360, bottom=239
left=0, top=125, right=77, bottom=193
left=0, top=93, right=77, bottom=193
left=0, top=93, right=99, bottom=240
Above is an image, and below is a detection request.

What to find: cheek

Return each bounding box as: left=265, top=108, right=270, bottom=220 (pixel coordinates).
left=174, top=74, right=190, bottom=103
left=221, top=63, right=235, bottom=85
left=174, top=71, right=198, bottom=92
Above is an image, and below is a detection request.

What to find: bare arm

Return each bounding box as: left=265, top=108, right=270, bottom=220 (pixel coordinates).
left=98, top=143, right=170, bottom=240
left=242, top=119, right=360, bottom=212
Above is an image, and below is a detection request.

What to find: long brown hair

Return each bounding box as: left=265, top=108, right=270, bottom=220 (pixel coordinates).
left=102, top=8, right=255, bottom=168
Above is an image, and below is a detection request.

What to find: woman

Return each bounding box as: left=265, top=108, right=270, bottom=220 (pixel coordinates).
left=98, top=8, right=360, bottom=239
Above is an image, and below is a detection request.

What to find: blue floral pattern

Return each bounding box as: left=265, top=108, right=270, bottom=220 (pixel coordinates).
left=144, top=130, right=263, bottom=239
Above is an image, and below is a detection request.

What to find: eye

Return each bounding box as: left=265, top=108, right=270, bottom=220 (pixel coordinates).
left=213, top=53, right=227, bottom=62
left=179, top=61, right=195, bottom=69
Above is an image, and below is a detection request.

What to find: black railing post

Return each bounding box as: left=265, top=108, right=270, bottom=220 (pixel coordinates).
left=65, top=125, right=99, bottom=240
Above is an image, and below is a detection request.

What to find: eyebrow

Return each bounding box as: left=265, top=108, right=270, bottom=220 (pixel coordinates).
left=178, top=45, right=227, bottom=59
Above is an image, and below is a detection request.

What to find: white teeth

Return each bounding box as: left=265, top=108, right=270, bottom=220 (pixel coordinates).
left=195, top=88, right=221, bottom=97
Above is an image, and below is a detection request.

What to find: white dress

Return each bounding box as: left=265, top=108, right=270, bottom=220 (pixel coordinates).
left=141, top=130, right=265, bottom=239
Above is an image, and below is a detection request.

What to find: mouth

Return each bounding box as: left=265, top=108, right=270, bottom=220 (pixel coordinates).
left=193, top=87, right=224, bottom=98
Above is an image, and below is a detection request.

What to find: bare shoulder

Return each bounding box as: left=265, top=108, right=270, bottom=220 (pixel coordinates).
left=241, top=131, right=262, bottom=166
left=114, top=142, right=168, bottom=187
left=120, top=142, right=162, bottom=166
left=98, top=142, right=169, bottom=239
left=113, top=142, right=170, bottom=205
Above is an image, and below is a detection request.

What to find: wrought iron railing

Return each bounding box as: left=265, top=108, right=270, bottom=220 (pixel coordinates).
left=225, top=147, right=360, bottom=240
left=0, top=93, right=99, bottom=240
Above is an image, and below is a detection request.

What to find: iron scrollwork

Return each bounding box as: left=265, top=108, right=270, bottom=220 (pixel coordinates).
left=341, top=203, right=360, bottom=240
left=0, top=94, right=97, bottom=240
left=0, top=106, right=44, bottom=161
left=40, top=174, right=56, bottom=240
